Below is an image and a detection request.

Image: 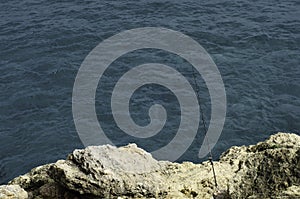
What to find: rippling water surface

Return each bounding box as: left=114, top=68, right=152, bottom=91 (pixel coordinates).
left=0, top=0, right=299, bottom=184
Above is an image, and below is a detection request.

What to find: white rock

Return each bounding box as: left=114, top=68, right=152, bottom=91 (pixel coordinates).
left=0, top=185, right=28, bottom=199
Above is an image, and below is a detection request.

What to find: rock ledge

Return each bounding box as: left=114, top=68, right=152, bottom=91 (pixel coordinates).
left=1, top=132, right=299, bottom=199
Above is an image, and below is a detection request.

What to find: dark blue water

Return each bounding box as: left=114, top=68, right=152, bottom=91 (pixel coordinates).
left=1, top=0, right=299, bottom=184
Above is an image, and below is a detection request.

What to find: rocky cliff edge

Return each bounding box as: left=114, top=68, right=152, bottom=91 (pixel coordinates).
left=1, top=132, right=299, bottom=199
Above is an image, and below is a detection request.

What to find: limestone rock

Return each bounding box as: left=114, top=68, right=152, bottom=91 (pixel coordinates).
left=48, top=144, right=168, bottom=198
left=221, top=132, right=300, bottom=198
left=0, top=185, right=28, bottom=199
left=7, top=132, right=300, bottom=199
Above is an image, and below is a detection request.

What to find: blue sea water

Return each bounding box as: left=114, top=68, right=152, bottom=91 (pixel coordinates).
left=0, top=0, right=299, bottom=184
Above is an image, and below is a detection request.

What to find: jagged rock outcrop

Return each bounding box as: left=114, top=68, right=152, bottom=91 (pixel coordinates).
left=221, top=132, right=300, bottom=198
left=6, top=132, right=300, bottom=199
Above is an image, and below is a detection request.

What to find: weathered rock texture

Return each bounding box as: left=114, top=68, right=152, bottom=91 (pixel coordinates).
left=6, top=132, right=300, bottom=199
left=0, top=185, right=28, bottom=199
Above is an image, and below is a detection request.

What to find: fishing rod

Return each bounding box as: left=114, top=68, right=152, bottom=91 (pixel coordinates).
left=190, top=67, right=219, bottom=190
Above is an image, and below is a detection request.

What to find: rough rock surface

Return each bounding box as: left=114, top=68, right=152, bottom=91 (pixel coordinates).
left=0, top=185, right=28, bottom=199
left=7, top=132, right=300, bottom=199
